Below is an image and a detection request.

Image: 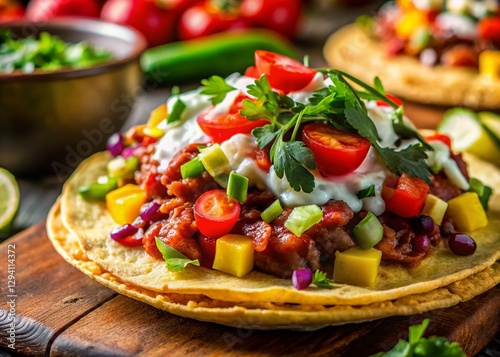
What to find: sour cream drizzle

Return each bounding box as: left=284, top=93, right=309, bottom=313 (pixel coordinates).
left=152, top=73, right=467, bottom=216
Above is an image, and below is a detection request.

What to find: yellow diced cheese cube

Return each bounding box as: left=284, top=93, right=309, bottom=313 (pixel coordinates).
left=213, top=235, right=254, bottom=278
left=106, top=184, right=146, bottom=225
left=479, top=50, right=500, bottom=80
left=446, top=192, right=488, bottom=231
left=422, top=194, right=448, bottom=225
left=333, top=247, right=382, bottom=287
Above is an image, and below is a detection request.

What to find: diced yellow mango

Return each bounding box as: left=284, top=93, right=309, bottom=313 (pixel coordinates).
left=333, top=247, right=382, bottom=287
left=395, top=10, right=428, bottom=39
left=212, top=234, right=254, bottom=278
left=479, top=50, right=500, bottom=80
left=106, top=184, right=146, bottom=225
left=147, top=104, right=167, bottom=128
left=446, top=192, right=488, bottom=231
left=422, top=194, right=448, bottom=225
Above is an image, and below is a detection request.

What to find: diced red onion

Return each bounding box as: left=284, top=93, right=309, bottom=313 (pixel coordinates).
left=107, top=133, right=124, bottom=157
left=122, top=144, right=138, bottom=159
left=110, top=224, right=138, bottom=242
left=140, top=202, right=161, bottom=222
left=292, top=268, right=313, bottom=290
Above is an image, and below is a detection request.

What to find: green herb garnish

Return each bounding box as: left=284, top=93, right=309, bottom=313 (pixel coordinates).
left=167, top=86, right=187, bottom=124
left=312, top=270, right=333, bottom=289
left=155, top=238, right=200, bottom=272
left=200, top=75, right=236, bottom=105
left=0, top=30, right=114, bottom=73
left=356, top=185, right=376, bottom=199
left=370, top=319, right=466, bottom=357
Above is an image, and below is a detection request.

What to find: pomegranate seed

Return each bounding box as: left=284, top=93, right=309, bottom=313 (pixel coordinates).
left=448, top=233, right=477, bottom=256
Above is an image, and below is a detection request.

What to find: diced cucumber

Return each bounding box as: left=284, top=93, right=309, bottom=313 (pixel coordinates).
left=284, top=205, right=323, bottom=237
left=437, top=108, right=482, bottom=152
left=260, top=199, right=283, bottom=223
left=226, top=171, right=249, bottom=203
left=352, top=212, right=383, bottom=249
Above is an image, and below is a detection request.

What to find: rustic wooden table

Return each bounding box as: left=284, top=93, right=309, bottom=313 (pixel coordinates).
left=1, top=1, right=499, bottom=355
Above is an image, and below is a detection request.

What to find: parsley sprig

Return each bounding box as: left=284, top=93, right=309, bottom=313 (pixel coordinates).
left=200, top=70, right=432, bottom=193
left=312, top=270, right=334, bottom=289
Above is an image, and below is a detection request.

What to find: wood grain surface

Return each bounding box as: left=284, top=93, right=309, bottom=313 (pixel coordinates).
left=1, top=223, right=499, bottom=356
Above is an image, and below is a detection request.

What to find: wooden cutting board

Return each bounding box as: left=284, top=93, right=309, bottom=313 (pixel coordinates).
left=1, top=222, right=499, bottom=356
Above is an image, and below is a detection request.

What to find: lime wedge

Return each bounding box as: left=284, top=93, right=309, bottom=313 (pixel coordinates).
left=437, top=109, right=500, bottom=166
left=0, top=168, right=20, bottom=235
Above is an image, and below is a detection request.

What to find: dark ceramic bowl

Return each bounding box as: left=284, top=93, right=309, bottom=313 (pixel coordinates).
left=0, top=18, right=147, bottom=177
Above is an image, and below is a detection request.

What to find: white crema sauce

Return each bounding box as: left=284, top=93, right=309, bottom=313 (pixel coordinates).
left=151, top=73, right=466, bottom=216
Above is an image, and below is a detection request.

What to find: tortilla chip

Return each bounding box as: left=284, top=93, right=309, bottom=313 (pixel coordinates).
left=323, top=24, right=500, bottom=109
left=58, top=152, right=500, bottom=307
left=48, top=200, right=500, bottom=330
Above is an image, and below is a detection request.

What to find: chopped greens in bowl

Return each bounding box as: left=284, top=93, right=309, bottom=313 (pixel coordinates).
left=0, top=29, right=114, bottom=74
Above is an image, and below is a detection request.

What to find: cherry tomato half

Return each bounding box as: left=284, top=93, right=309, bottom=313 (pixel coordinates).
left=197, top=93, right=268, bottom=143
left=254, top=50, right=317, bottom=93
left=302, top=123, right=371, bottom=176
left=478, top=17, right=500, bottom=45
left=194, top=190, right=241, bottom=238
left=382, top=173, right=430, bottom=218
left=425, top=133, right=452, bottom=150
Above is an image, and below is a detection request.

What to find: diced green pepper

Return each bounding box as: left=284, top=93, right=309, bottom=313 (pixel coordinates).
left=468, top=178, right=493, bottom=211
left=226, top=171, right=249, bottom=203
left=107, top=156, right=138, bottom=179
left=352, top=212, right=383, bottom=249
left=260, top=199, right=283, bottom=223
left=284, top=205, right=322, bottom=237
left=79, top=176, right=118, bottom=201
left=199, top=144, right=231, bottom=177
left=180, top=157, right=205, bottom=179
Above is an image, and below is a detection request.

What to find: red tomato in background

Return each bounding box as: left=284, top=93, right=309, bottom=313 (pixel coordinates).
left=254, top=50, right=317, bottom=93
left=197, top=93, right=268, bottom=143
left=240, top=0, right=302, bottom=40
left=0, top=4, right=25, bottom=22
left=194, top=190, right=241, bottom=238
left=302, top=123, right=370, bottom=176
left=375, top=94, right=403, bottom=107
left=382, top=173, right=429, bottom=218
left=178, top=1, right=247, bottom=40
left=25, top=0, right=100, bottom=21
left=478, top=17, right=500, bottom=45
left=101, top=0, right=188, bottom=47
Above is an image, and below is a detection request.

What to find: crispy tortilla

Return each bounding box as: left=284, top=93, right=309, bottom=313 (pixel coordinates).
left=57, top=151, right=500, bottom=309
left=323, top=24, right=500, bottom=109
left=48, top=200, right=500, bottom=330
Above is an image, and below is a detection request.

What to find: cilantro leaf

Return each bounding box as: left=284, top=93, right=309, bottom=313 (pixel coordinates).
left=374, top=77, right=385, bottom=94
left=252, top=124, right=279, bottom=148
left=375, top=144, right=431, bottom=184
left=155, top=238, right=200, bottom=272
left=391, top=108, right=432, bottom=150
left=370, top=319, right=466, bottom=357
left=241, top=99, right=275, bottom=121
left=344, top=106, right=381, bottom=143
left=312, top=270, right=333, bottom=289
left=356, top=185, right=376, bottom=199
left=200, top=75, right=235, bottom=105
left=274, top=141, right=316, bottom=193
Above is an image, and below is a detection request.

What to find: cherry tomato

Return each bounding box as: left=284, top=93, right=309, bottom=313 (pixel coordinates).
left=101, top=0, right=182, bottom=47
left=252, top=148, right=271, bottom=172
left=478, top=17, right=500, bottom=45
left=302, top=123, right=371, bottom=176
left=198, top=235, right=217, bottom=268
left=194, top=190, right=241, bottom=238
left=178, top=1, right=247, bottom=41
left=425, top=133, right=452, bottom=150
left=254, top=50, right=317, bottom=93
left=376, top=94, right=403, bottom=107
left=382, top=173, right=430, bottom=218
left=244, top=65, right=259, bottom=78
left=240, top=0, right=302, bottom=40
left=25, top=0, right=99, bottom=21
left=197, top=93, right=268, bottom=143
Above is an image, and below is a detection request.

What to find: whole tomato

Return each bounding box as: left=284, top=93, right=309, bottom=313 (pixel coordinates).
left=101, top=0, right=194, bottom=47
left=25, top=0, right=100, bottom=21
left=240, top=0, right=302, bottom=40
left=178, top=1, right=247, bottom=40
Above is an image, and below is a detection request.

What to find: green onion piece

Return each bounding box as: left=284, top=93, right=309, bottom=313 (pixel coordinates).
left=107, top=156, right=138, bottom=179
left=226, top=171, right=249, bottom=203
left=468, top=178, right=493, bottom=211
left=260, top=199, right=283, bottom=223
left=199, top=144, right=231, bottom=177
left=284, top=205, right=323, bottom=237
left=214, top=172, right=230, bottom=189
left=352, top=212, right=383, bottom=249
left=180, top=157, right=205, bottom=179
left=79, top=176, right=118, bottom=201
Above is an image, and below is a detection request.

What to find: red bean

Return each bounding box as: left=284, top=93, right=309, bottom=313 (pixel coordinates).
left=448, top=233, right=477, bottom=256
left=410, top=215, right=435, bottom=235
left=413, top=234, right=431, bottom=253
